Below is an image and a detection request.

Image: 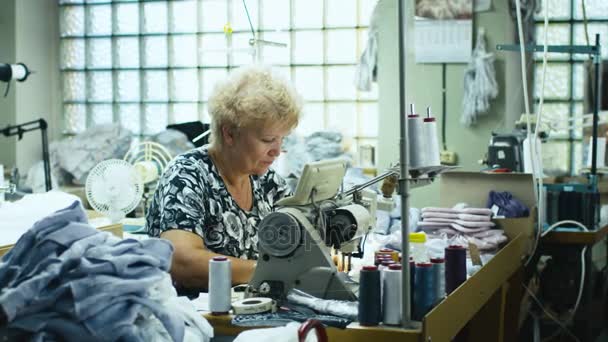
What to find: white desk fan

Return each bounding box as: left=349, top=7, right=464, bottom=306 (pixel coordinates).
left=85, top=159, right=144, bottom=223
left=123, top=141, right=173, bottom=214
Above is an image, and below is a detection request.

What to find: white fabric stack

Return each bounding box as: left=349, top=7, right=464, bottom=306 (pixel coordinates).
left=417, top=207, right=508, bottom=250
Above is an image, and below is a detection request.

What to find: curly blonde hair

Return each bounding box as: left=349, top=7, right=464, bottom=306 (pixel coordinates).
left=207, top=65, right=302, bottom=146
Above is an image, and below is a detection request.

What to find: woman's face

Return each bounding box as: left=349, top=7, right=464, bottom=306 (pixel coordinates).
left=228, top=121, right=291, bottom=175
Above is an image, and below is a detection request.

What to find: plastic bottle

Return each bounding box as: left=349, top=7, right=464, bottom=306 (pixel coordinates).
left=409, top=232, right=429, bottom=263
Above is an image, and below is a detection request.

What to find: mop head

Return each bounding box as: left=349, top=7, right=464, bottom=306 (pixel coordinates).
left=461, top=28, right=499, bottom=127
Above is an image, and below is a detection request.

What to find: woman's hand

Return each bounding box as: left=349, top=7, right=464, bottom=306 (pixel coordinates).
left=160, top=229, right=256, bottom=289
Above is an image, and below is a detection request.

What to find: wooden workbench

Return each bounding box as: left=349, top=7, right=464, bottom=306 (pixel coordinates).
left=205, top=232, right=528, bottom=342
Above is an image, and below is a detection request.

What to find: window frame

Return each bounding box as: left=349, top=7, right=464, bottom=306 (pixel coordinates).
left=58, top=0, right=379, bottom=157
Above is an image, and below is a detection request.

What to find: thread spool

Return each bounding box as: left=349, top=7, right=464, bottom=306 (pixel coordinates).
left=232, top=297, right=275, bottom=315
left=413, top=262, right=436, bottom=321
left=380, top=259, right=396, bottom=268
left=375, top=255, right=392, bottom=266
left=358, top=265, right=381, bottom=326
left=445, top=245, right=467, bottom=295
left=421, top=107, right=441, bottom=167
left=208, top=256, right=232, bottom=315
left=382, top=264, right=402, bottom=326
left=375, top=249, right=399, bottom=262
left=430, top=257, right=445, bottom=301
left=407, top=103, right=425, bottom=168
left=383, top=248, right=400, bottom=262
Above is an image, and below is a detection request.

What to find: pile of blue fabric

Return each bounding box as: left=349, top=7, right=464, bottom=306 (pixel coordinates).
left=281, top=131, right=353, bottom=179
left=0, top=201, right=200, bottom=341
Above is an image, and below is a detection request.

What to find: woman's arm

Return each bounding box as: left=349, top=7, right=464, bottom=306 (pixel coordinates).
left=161, top=229, right=256, bottom=289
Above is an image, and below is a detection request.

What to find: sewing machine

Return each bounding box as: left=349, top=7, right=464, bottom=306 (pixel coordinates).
left=248, top=159, right=372, bottom=301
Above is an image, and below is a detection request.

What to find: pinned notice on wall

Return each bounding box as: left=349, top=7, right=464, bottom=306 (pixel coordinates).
left=414, top=0, right=473, bottom=64
left=474, top=0, right=492, bottom=12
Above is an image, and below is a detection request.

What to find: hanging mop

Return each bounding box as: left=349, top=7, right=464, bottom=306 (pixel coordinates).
left=461, top=27, right=499, bottom=127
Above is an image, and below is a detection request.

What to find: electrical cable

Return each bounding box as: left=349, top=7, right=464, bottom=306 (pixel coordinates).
left=241, top=0, right=256, bottom=40
left=527, top=220, right=588, bottom=342
left=523, top=284, right=581, bottom=342
left=523, top=0, right=549, bottom=268
left=512, top=4, right=588, bottom=339
left=581, top=0, right=590, bottom=47
left=539, top=248, right=587, bottom=342
left=516, top=0, right=547, bottom=268
left=541, top=219, right=589, bottom=238
left=540, top=220, right=588, bottom=331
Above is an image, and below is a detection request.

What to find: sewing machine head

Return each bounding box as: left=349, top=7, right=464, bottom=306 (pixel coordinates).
left=248, top=159, right=372, bottom=301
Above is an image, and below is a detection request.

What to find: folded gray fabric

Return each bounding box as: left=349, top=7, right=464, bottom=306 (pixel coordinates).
left=0, top=201, right=181, bottom=342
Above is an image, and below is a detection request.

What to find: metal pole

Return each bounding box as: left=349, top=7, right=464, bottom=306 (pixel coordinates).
left=341, top=170, right=397, bottom=197
left=591, top=34, right=600, bottom=179
left=40, top=119, right=51, bottom=191
left=397, top=0, right=412, bottom=328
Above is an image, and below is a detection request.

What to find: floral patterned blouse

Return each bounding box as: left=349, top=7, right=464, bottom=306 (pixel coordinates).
left=145, top=147, right=291, bottom=259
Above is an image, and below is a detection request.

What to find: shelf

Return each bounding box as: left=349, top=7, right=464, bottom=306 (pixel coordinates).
left=541, top=224, right=608, bottom=245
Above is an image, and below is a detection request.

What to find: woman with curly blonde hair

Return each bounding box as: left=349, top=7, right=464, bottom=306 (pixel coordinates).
left=146, top=65, right=302, bottom=291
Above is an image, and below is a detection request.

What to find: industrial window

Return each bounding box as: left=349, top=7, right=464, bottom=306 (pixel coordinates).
left=534, top=0, right=608, bottom=175
left=58, top=0, right=378, bottom=156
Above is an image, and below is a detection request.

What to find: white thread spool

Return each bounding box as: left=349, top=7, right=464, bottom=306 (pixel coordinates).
left=431, top=258, right=445, bottom=300
left=382, top=264, right=402, bottom=326
left=209, top=256, right=232, bottom=314
left=421, top=107, right=441, bottom=167
left=232, top=297, right=275, bottom=315
left=408, top=103, right=425, bottom=169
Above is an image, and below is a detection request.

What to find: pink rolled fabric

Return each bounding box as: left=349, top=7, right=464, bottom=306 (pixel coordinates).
left=422, top=207, right=493, bottom=216
left=421, top=212, right=492, bottom=222
left=471, top=229, right=505, bottom=238
left=421, top=218, right=495, bottom=228
left=450, top=223, right=489, bottom=234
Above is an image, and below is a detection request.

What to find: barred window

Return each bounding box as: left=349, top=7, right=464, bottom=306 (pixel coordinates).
left=534, top=0, right=608, bottom=175
left=59, top=0, right=379, bottom=156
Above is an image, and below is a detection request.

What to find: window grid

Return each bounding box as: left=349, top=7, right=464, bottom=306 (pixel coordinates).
left=533, top=0, right=606, bottom=175
left=59, top=0, right=378, bottom=154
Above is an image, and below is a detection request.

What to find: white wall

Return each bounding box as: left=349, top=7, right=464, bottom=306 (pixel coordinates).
left=15, top=0, right=61, bottom=173
left=0, top=0, right=17, bottom=169
left=0, top=0, right=61, bottom=175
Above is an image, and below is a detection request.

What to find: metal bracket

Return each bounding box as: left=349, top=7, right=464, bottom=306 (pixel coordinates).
left=496, top=44, right=600, bottom=56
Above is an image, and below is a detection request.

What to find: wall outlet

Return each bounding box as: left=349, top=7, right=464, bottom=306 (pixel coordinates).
left=440, top=150, right=457, bottom=165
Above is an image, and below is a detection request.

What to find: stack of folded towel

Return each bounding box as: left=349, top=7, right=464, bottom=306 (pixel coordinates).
left=417, top=207, right=508, bottom=250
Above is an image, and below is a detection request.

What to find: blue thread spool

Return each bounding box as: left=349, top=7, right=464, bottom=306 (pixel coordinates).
left=413, top=262, right=436, bottom=321
left=358, top=265, right=381, bottom=326
left=430, top=257, right=445, bottom=302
